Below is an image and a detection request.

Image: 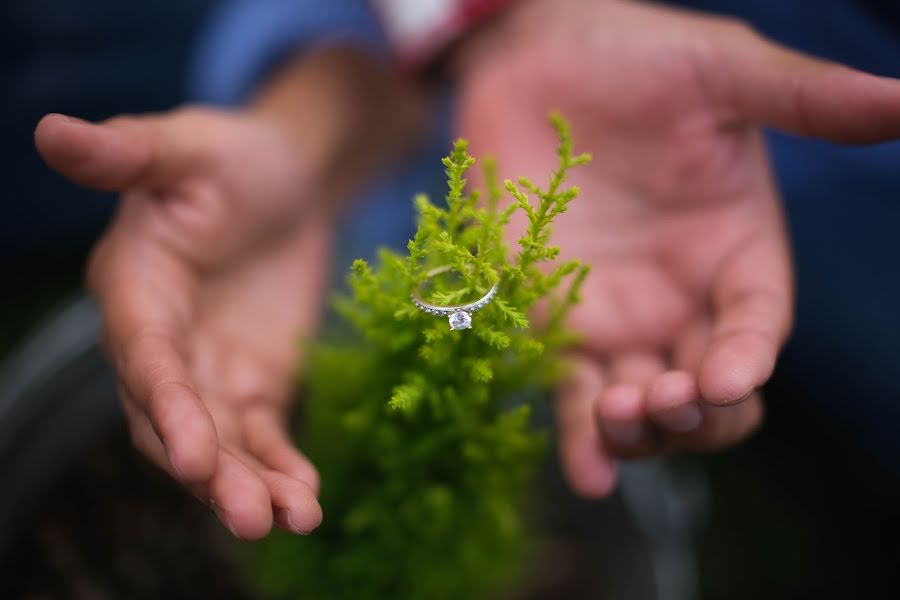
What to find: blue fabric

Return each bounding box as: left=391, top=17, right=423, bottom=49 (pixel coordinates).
left=188, top=0, right=386, bottom=105
left=0, top=0, right=216, bottom=261
left=336, top=95, right=455, bottom=270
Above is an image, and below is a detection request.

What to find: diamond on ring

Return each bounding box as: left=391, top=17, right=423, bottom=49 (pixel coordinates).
left=411, top=266, right=498, bottom=331
left=448, top=311, right=472, bottom=331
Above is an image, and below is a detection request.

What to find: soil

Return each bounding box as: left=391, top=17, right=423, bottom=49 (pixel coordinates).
left=1, top=430, right=253, bottom=600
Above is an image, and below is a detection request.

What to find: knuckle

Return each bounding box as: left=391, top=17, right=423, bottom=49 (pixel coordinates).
left=118, top=327, right=176, bottom=366
left=145, top=379, right=194, bottom=418
left=103, top=114, right=142, bottom=131
left=115, top=329, right=186, bottom=401
left=85, top=233, right=114, bottom=296
left=717, top=16, right=757, bottom=40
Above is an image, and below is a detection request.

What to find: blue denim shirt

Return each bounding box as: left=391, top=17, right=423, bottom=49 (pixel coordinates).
left=188, top=0, right=387, bottom=105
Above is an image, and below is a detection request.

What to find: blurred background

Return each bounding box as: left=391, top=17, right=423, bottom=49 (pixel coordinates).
left=1, top=0, right=898, bottom=598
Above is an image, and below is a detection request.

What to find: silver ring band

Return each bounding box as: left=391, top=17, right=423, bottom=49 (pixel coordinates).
left=411, top=266, right=498, bottom=330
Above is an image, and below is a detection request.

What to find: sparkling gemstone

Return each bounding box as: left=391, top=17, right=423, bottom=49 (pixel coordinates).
left=448, top=311, right=472, bottom=331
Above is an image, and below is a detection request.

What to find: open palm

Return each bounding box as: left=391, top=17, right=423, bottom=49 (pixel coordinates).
left=456, top=0, right=900, bottom=495
left=37, top=109, right=329, bottom=538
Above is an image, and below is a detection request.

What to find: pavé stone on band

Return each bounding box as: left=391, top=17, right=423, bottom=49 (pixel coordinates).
left=411, top=266, right=499, bottom=331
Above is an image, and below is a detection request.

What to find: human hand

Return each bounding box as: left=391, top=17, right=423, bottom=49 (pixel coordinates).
left=35, top=108, right=330, bottom=540
left=455, top=0, right=900, bottom=495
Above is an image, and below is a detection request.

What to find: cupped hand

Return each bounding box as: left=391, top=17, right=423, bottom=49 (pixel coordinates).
left=36, top=109, right=330, bottom=539
left=455, top=0, right=900, bottom=495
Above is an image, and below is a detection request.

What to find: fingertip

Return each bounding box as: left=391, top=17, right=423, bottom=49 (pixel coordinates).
left=35, top=112, right=82, bottom=135
left=34, top=113, right=89, bottom=165
left=165, top=419, right=218, bottom=483
left=596, top=384, right=646, bottom=446
left=34, top=111, right=149, bottom=190
left=566, top=456, right=618, bottom=499
left=698, top=340, right=774, bottom=405
left=597, top=383, right=644, bottom=420
left=648, top=371, right=697, bottom=408
left=276, top=491, right=323, bottom=535
left=211, top=455, right=274, bottom=541
left=231, top=512, right=273, bottom=543
left=698, top=357, right=760, bottom=405
left=214, top=502, right=272, bottom=542
left=150, top=385, right=219, bottom=483
left=649, top=404, right=703, bottom=434
left=294, top=495, right=324, bottom=534
left=559, top=433, right=617, bottom=499
left=35, top=113, right=72, bottom=139
left=261, top=471, right=323, bottom=535
left=646, top=371, right=702, bottom=432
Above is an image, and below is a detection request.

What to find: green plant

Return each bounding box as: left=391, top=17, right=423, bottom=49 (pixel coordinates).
left=251, top=115, right=590, bottom=599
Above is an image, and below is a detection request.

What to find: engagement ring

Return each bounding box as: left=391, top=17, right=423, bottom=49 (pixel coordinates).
left=411, top=266, right=498, bottom=331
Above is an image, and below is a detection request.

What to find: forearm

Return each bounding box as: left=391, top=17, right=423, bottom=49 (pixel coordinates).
left=248, top=47, right=425, bottom=214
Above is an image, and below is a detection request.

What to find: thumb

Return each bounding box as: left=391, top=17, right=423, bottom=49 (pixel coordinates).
left=718, top=27, right=900, bottom=144
left=35, top=111, right=206, bottom=191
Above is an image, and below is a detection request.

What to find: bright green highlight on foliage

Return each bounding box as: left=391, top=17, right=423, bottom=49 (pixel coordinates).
left=251, top=115, right=590, bottom=599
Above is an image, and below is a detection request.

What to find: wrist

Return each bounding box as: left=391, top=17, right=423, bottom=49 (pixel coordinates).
left=446, top=0, right=621, bottom=81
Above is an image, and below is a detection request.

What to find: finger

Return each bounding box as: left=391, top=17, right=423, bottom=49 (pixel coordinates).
left=35, top=113, right=156, bottom=191
left=120, top=391, right=172, bottom=472
left=555, top=356, right=616, bottom=497
left=242, top=405, right=320, bottom=494
left=666, top=319, right=763, bottom=452
left=34, top=110, right=210, bottom=191
left=256, top=469, right=323, bottom=535
left=720, top=26, right=900, bottom=143
left=595, top=383, right=657, bottom=458
left=121, top=393, right=221, bottom=505
left=596, top=352, right=665, bottom=453
left=116, top=330, right=218, bottom=482
left=699, top=233, right=791, bottom=405
left=208, top=449, right=273, bottom=540
left=91, top=227, right=217, bottom=481
left=223, top=447, right=322, bottom=536
left=671, top=392, right=765, bottom=452
left=645, top=370, right=702, bottom=434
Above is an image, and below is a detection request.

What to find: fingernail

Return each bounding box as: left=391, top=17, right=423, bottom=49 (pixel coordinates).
left=210, top=499, right=243, bottom=540
left=658, top=404, right=703, bottom=432
left=170, top=460, right=184, bottom=481
left=50, top=113, right=89, bottom=125
left=602, top=420, right=644, bottom=445
left=735, top=390, right=754, bottom=404
left=275, top=508, right=312, bottom=535
left=163, top=441, right=187, bottom=481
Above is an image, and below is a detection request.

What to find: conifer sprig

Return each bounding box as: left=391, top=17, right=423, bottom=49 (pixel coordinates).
left=251, top=115, right=592, bottom=600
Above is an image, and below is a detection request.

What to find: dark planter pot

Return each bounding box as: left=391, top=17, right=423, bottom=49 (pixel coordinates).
left=0, top=297, right=251, bottom=598
left=0, top=297, right=704, bottom=599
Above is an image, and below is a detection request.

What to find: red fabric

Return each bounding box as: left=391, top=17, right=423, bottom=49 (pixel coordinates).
left=370, top=0, right=519, bottom=69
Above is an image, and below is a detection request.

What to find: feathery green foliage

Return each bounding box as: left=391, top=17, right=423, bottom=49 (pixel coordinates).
left=250, top=114, right=591, bottom=599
